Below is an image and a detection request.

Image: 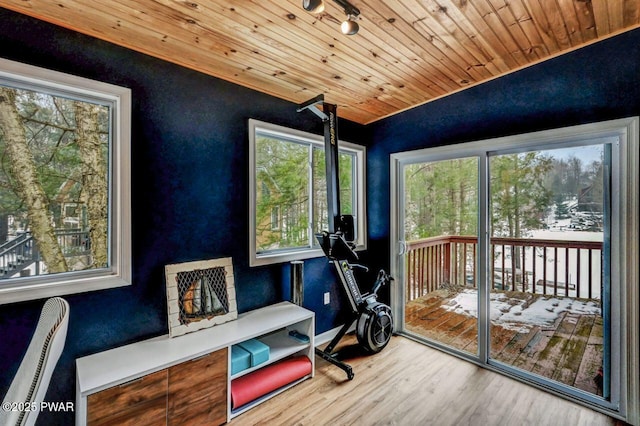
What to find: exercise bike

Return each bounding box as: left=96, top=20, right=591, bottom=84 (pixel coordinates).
left=315, top=230, right=394, bottom=380
left=297, top=94, right=394, bottom=380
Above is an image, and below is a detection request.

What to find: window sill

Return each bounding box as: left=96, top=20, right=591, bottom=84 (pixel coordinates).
left=251, top=243, right=366, bottom=267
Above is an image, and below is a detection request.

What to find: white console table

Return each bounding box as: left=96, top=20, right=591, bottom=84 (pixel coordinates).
left=76, top=302, right=315, bottom=425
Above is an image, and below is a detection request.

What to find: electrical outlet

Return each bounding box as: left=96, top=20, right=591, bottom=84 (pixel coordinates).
left=323, top=292, right=330, bottom=305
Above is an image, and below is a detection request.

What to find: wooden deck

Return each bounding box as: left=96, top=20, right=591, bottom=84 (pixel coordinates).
left=405, top=289, right=604, bottom=396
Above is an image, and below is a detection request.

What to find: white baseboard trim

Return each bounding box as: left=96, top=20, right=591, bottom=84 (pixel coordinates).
left=314, top=323, right=356, bottom=347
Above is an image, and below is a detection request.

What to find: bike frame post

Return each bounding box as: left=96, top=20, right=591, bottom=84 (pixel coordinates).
left=322, top=101, right=340, bottom=234
left=297, top=95, right=340, bottom=233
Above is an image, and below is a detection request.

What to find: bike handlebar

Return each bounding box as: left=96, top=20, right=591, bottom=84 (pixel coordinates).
left=371, top=269, right=393, bottom=296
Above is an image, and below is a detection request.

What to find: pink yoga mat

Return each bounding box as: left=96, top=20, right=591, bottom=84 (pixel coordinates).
left=231, top=356, right=312, bottom=409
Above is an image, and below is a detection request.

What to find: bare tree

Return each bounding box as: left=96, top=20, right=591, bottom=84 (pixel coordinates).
left=74, top=101, right=109, bottom=268
left=0, top=87, right=68, bottom=273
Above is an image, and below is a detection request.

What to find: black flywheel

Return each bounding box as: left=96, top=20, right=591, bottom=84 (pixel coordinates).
left=356, top=302, right=393, bottom=354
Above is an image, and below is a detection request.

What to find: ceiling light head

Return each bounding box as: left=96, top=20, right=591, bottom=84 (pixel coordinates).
left=302, top=0, right=361, bottom=34
left=341, top=16, right=359, bottom=35
left=303, top=0, right=325, bottom=13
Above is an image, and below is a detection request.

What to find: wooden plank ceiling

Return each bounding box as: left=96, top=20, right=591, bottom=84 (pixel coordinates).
left=1, top=0, right=638, bottom=124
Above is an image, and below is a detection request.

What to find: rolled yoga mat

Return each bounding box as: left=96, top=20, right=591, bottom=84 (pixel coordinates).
left=231, top=356, right=312, bottom=409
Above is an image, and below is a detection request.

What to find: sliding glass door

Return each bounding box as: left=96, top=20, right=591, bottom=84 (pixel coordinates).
left=390, top=118, right=638, bottom=416
left=487, top=145, right=609, bottom=399
left=401, top=158, right=479, bottom=356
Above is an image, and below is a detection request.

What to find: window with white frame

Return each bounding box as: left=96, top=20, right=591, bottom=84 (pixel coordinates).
left=0, top=58, right=131, bottom=304
left=249, top=119, right=366, bottom=266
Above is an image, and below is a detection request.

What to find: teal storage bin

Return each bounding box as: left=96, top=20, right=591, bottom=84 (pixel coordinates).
left=231, top=344, right=251, bottom=375
left=237, top=338, right=270, bottom=367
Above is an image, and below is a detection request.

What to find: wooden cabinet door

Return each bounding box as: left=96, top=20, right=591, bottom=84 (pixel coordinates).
left=168, top=348, right=228, bottom=426
left=87, top=369, right=168, bottom=426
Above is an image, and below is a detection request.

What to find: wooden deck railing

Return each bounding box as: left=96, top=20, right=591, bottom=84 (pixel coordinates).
left=405, top=235, right=603, bottom=302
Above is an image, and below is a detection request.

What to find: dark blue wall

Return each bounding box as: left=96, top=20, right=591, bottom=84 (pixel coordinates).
left=366, top=29, right=640, bottom=273
left=1, top=6, right=639, bottom=425
left=0, top=8, right=363, bottom=425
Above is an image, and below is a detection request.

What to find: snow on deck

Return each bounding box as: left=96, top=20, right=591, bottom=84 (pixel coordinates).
left=444, top=289, right=601, bottom=333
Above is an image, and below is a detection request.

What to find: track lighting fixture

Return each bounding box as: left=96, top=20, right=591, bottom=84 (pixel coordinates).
left=302, top=0, right=361, bottom=35
left=341, top=15, right=359, bottom=35
left=302, top=0, right=324, bottom=13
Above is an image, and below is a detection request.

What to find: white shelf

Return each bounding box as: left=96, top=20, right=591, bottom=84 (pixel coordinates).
left=231, top=328, right=310, bottom=379
left=230, top=376, right=310, bottom=417
left=76, top=302, right=315, bottom=425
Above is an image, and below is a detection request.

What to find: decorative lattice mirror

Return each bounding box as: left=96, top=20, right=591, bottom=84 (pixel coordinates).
left=165, top=257, right=237, bottom=337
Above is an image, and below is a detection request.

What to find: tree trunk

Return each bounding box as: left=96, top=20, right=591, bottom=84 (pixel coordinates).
left=74, top=101, right=109, bottom=268
left=0, top=213, right=8, bottom=243
left=0, top=87, right=68, bottom=273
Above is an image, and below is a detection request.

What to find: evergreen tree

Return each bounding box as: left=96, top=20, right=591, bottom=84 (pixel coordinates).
left=255, top=136, right=357, bottom=251
left=555, top=201, right=570, bottom=220
left=255, top=136, right=309, bottom=250
left=404, top=158, right=477, bottom=240
left=490, top=152, right=553, bottom=238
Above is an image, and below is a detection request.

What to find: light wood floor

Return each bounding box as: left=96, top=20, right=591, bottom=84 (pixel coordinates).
left=229, top=335, right=616, bottom=425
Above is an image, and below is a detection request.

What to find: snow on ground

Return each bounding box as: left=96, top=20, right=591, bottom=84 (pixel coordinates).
left=443, top=289, right=601, bottom=333
left=495, top=223, right=604, bottom=300
left=530, top=228, right=602, bottom=242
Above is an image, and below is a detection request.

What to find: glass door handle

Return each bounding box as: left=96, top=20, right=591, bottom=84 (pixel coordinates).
left=398, top=241, right=407, bottom=256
